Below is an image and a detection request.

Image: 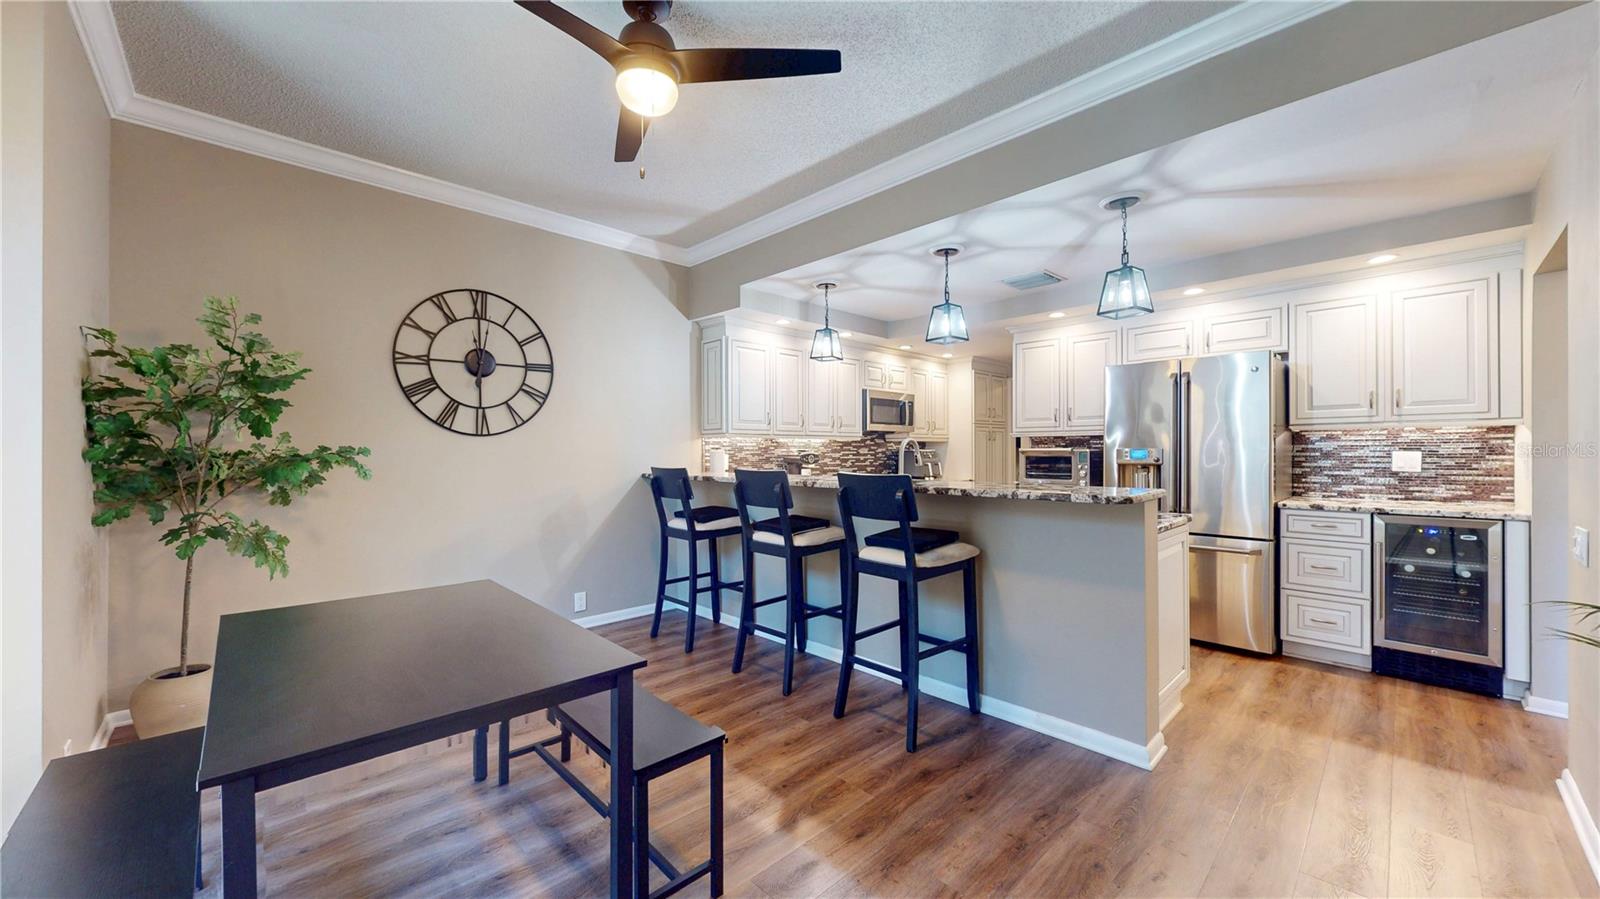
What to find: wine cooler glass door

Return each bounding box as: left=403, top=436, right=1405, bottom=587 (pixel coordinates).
left=1375, top=516, right=1502, bottom=666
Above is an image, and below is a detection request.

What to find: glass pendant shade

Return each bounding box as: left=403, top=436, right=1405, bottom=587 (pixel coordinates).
left=925, top=302, right=968, bottom=344
left=809, top=281, right=845, bottom=362
left=1097, top=263, right=1154, bottom=319
left=925, top=247, right=970, bottom=345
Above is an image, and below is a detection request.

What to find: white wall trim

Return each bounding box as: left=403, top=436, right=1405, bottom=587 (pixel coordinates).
left=67, top=0, right=1337, bottom=270
left=572, top=602, right=658, bottom=629
left=1558, top=769, right=1600, bottom=887
left=687, top=606, right=1165, bottom=769
left=1522, top=694, right=1571, bottom=719
left=89, top=709, right=132, bottom=751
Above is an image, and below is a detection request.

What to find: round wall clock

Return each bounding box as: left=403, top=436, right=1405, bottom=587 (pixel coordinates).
left=391, top=289, right=554, bottom=436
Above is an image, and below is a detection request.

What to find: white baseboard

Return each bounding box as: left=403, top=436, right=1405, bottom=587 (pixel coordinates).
left=1523, top=694, right=1570, bottom=719
left=1558, top=769, right=1600, bottom=887
left=91, top=709, right=132, bottom=750
left=681, top=604, right=1166, bottom=769
left=572, top=602, right=657, bottom=629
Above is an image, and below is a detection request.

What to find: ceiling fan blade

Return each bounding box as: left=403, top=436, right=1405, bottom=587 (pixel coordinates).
left=615, top=107, right=649, bottom=163
left=515, top=1, right=629, bottom=66
left=671, top=48, right=841, bottom=84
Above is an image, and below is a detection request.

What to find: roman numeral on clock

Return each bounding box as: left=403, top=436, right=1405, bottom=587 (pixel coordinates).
left=514, top=362, right=554, bottom=373
left=475, top=407, right=491, bottom=436
left=469, top=290, right=490, bottom=320
left=401, top=316, right=437, bottom=339
left=435, top=399, right=461, bottom=429
left=428, top=295, right=457, bottom=323
left=507, top=404, right=526, bottom=426
left=518, top=331, right=545, bottom=348
left=519, top=384, right=548, bottom=405
left=402, top=378, right=438, bottom=401
left=393, top=350, right=430, bottom=366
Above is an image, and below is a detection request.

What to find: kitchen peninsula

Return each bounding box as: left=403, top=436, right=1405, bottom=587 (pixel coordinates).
left=651, top=472, right=1188, bottom=769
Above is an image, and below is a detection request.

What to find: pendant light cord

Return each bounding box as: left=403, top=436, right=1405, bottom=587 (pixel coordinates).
left=822, top=283, right=831, bottom=329
left=1120, top=204, right=1130, bottom=267
left=943, top=251, right=951, bottom=302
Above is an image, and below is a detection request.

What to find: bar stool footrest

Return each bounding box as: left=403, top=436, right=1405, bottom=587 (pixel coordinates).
left=854, top=619, right=902, bottom=640
left=916, top=635, right=971, bottom=660
left=853, top=657, right=904, bottom=680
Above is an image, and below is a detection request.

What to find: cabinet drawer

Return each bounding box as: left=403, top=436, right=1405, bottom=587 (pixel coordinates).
left=1282, top=539, right=1371, bottom=598
left=1281, top=509, right=1371, bottom=544
left=1283, top=591, right=1371, bottom=653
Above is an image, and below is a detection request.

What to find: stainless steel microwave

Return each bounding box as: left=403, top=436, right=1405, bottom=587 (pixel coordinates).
left=862, top=389, right=915, bottom=433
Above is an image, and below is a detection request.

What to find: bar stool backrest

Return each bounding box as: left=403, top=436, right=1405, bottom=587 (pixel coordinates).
left=733, top=468, right=799, bottom=542
left=835, top=473, right=920, bottom=566
left=650, top=466, right=697, bottom=530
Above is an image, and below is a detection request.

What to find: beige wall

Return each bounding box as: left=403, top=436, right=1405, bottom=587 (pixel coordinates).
left=1, top=1, right=111, bottom=835
left=1525, top=10, right=1600, bottom=822
left=107, top=124, right=693, bottom=707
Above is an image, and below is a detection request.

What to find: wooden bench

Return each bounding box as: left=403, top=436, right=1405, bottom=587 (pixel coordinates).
left=2, top=727, right=203, bottom=898
left=489, top=690, right=726, bottom=898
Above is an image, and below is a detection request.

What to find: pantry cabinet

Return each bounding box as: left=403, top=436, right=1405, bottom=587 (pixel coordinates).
left=1389, top=278, right=1493, bottom=419
left=973, top=426, right=1013, bottom=485
left=974, top=372, right=1007, bottom=425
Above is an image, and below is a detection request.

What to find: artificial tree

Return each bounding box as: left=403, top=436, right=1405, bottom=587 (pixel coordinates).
left=83, top=296, right=371, bottom=677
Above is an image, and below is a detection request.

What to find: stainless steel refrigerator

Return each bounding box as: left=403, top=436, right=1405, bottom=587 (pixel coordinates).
left=1103, top=351, right=1289, bottom=653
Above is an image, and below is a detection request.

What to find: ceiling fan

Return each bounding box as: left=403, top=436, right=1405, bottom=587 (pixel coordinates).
left=517, top=0, right=841, bottom=163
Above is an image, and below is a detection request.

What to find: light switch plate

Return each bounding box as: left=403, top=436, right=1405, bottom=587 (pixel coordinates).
left=1574, top=527, right=1590, bottom=568
left=1391, top=450, right=1423, bottom=473
left=574, top=591, right=587, bottom=612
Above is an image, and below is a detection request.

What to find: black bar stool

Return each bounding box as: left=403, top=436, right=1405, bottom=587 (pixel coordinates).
left=730, top=469, right=848, bottom=696
left=833, top=472, right=981, bottom=752
left=649, top=467, right=745, bottom=653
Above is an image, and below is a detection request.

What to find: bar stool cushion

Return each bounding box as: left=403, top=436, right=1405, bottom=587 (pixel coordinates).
left=752, top=526, right=846, bottom=548
left=859, top=541, right=980, bottom=568
left=675, top=505, right=739, bottom=523
left=751, top=514, right=830, bottom=535
left=864, top=526, right=960, bottom=554
left=668, top=514, right=741, bottom=532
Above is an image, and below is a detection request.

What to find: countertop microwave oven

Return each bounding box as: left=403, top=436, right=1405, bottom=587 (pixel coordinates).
left=1017, top=447, right=1103, bottom=487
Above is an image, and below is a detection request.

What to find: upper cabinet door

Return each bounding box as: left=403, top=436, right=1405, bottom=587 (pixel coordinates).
left=908, top=368, right=931, bottom=435
left=1123, top=318, right=1194, bottom=363
left=771, top=345, right=807, bottom=434
left=983, top=374, right=1007, bottom=425
left=728, top=339, right=772, bottom=432
left=700, top=339, right=725, bottom=434
left=1014, top=337, right=1062, bottom=431
left=1065, top=329, right=1118, bottom=431
left=835, top=359, right=862, bottom=436
left=1391, top=279, right=1494, bottom=418
left=928, top=369, right=949, bottom=439
left=1200, top=305, right=1286, bottom=355
left=1291, top=295, right=1381, bottom=424
left=805, top=358, right=836, bottom=436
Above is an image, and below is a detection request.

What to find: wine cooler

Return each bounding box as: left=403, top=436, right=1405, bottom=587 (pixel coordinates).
left=1374, top=515, right=1503, bottom=696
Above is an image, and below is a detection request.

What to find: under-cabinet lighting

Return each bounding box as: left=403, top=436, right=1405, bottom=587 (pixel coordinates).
left=1048, top=312, right=1066, bottom=319
left=1183, top=287, right=1205, bottom=296
left=1368, top=254, right=1398, bottom=265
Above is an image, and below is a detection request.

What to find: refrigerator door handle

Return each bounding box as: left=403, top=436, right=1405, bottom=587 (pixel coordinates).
left=1179, top=370, right=1192, bottom=514
left=1171, top=370, right=1183, bottom=513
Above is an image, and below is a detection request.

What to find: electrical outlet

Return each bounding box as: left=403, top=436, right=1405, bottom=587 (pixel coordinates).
left=1391, top=450, right=1423, bottom=473
left=574, top=591, right=587, bottom=613
left=1574, top=527, right=1590, bottom=568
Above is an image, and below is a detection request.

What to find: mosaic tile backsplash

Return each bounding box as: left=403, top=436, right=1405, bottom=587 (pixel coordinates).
left=1024, top=435, right=1103, bottom=452
left=1291, top=426, right=1516, bottom=503
left=701, top=436, right=898, bottom=476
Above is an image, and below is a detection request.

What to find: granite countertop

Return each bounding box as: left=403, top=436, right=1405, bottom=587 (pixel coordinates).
left=647, top=473, right=1164, bottom=506
left=1279, top=496, right=1531, bottom=521
left=1157, top=513, right=1191, bottom=534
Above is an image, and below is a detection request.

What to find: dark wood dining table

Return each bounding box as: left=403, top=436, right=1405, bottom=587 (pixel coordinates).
left=197, top=580, right=647, bottom=897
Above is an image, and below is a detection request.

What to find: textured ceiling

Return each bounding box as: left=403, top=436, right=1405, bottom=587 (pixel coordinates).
left=751, top=7, right=1594, bottom=323
left=111, top=1, right=1227, bottom=248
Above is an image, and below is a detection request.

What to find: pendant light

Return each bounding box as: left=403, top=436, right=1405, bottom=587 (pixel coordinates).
left=925, top=247, right=969, bottom=345
left=809, top=281, right=844, bottom=362
left=1097, top=195, right=1155, bottom=319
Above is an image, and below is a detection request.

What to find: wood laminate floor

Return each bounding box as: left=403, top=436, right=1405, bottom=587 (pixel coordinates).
left=177, top=613, right=1595, bottom=897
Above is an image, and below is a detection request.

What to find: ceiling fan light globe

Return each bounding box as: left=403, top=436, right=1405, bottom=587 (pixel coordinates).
left=616, top=65, right=678, bottom=117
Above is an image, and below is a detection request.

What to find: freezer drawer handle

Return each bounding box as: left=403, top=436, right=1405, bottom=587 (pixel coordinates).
left=1190, top=544, right=1266, bottom=557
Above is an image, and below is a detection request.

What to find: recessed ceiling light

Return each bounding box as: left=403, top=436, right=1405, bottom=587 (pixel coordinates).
left=1048, top=311, right=1066, bottom=319
left=839, top=331, right=853, bottom=338
left=775, top=318, right=790, bottom=325
left=1183, top=287, right=1205, bottom=296
left=942, top=352, right=954, bottom=359
left=898, top=344, right=912, bottom=351
left=1368, top=254, right=1398, bottom=265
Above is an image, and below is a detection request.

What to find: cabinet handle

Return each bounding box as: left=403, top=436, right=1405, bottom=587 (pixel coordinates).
left=1307, top=616, right=1339, bottom=627
left=1053, top=409, right=1059, bottom=424
left=1308, top=522, right=1338, bottom=529
left=1368, top=390, right=1375, bottom=411
left=1067, top=406, right=1074, bottom=423
left=1204, top=332, right=1210, bottom=352
left=1307, top=563, right=1340, bottom=573
left=1394, top=388, right=1402, bottom=408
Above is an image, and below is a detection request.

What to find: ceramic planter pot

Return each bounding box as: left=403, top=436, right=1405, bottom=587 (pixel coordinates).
left=129, top=664, right=213, bottom=738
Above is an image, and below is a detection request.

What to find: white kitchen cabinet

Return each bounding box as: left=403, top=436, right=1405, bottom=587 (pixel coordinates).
left=1390, top=278, right=1494, bottom=419
left=771, top=345, right=807, bottom=434
left=908, top=368, right=929, bottom=436
left=728, top=339, right=772, bottom=433
left=1291, top=294, right=1382, bottom=424
left=1283, top=591, right=1370, bottom=653
left=1279, top=508, right=1373, bottom=669
left=1013, top=336, right=1061, bottom=432
left=1199, top=304, right=1285, bottom=355
left=1064, top=328, right=1117, bottom=433
left=974, top=426, right=1012, bottom=484
left=1123, top=318, right=1195, bottom=363
left=805, top=357, right=862, bottom=437
left=927, top=369, right=949, bottom=439
left=699, top=338, right=725, bottom=433
left=975, top=372, right=1007, bottom=425
left=1157, top=523, right=1190, bottom=728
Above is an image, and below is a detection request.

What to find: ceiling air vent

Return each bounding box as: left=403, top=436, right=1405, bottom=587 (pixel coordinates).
left=1001, top=270, right=1064, bottom=291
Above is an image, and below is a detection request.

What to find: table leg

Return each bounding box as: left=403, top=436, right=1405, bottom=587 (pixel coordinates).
left=610, top=673, right=637, bottom=899
left=220, top=776, right=258, bottom=897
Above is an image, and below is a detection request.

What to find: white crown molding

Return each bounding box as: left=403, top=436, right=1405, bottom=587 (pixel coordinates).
left=674, top=0, right=1344, bottom=266
left=70, top=0, right=1338, bottom=271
